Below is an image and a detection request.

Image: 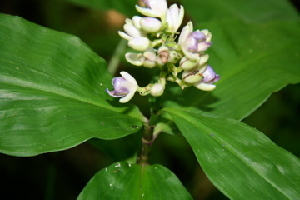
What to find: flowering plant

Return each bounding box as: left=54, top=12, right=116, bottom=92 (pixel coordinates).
left=0, top=0, right=299, bottom=199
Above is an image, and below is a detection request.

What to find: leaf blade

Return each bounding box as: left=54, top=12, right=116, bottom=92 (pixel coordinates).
left=78, top=162, right=193, bottom=200
left=0, top=14, right=142, bottom=156
left=165, top=107, right=300, bottom=200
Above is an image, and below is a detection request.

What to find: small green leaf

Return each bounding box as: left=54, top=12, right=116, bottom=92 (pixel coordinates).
left=78, top=162, right=193, bottom=200
left=163, top=19, right=300, bottom=120
left=0, top=14, right=142, bottom=156
left=183, top=0, right=299, bottom=23
left=165, top=107, right=300, bottom=200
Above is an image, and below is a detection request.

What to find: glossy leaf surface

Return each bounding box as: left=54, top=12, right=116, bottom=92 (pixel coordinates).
left=0, top=14, right=142, bottom=156
left=165, top=107, right=300, bottom=200
left=162, top=19, right=300, bottom=120
left=78, top=162, right=193, bottom=200
left=183, top=0, right=299, bottom=23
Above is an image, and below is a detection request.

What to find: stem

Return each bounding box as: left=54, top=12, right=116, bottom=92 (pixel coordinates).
left=137, top=121, right=153, bottom=166
left=107, top=39, right=127, bottom=75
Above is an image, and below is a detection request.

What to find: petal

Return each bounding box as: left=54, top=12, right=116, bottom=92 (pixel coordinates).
left=132, top=16, right=143, bottom=29
left=136, top=6, right=161, bottom=17
left=194, top=82, right=216, bottom=91
left=140, top=17, right=162, bottom=32
left=144, top=0, right=167, bottom=17
left=125, top=52, right=144, bottom=66
left=119, top=90, right=135, bottom=103
left=128, top=37, right=150, bottom=51
left=118, top=31, right=131, bottom=41
left=120, top=71, right=138, bottom=87
left=124, top=23, right=143, bottom=38
left=178, top=21, right=193, bottom=46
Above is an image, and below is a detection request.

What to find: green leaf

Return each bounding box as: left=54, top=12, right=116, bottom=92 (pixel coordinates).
left=183, top=0, right=299, bottom=23
left=67, top=0, right=137, bottom=16
left=163, top=19, right=300, bottom=120
left=165, top=107, right=300, bottom=200
left=78, top=162, right=193, bottom=200
left=0, top=14, right=142, bottom=156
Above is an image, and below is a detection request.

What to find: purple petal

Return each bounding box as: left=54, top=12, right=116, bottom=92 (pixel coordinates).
left=202, top=66, right=220, bottom=83
left=190, top=31, right=206, bottom=41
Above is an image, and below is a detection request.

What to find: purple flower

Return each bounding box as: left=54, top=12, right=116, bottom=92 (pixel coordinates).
left=194, top=65, right=220, bottom=91
left=107, top=72, right=138, bottom=103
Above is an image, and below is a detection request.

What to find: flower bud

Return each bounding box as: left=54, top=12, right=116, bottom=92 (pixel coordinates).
left=180, top=57, right=197, bottom=71
left=106, top=72, right=138, bottom=103
left=166, top=4, right=184, bottom=33
left=151, top=83, right=164, bottom=97
left=143, top=51, right=157, bottom=68
left=140, top=17, right=162, bottom=32
left=125, top=52, right=144, bottom=66
left=128, top=37, right=151, bottom=51
left=136, top=0, right=167, bottom=18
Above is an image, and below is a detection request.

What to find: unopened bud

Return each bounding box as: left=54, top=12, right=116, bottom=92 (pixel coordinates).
left=128, top=37, right=151, bottom=51
left=151, top=82, right=165, bottom=97
left=140, top=17, right=162, bottom=32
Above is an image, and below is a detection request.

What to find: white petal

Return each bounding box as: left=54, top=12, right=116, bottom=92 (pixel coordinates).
left=119, top=90, right=135, bottom=103
left=124, top=23, right=143, bottom=38
left=118, top=31, right=131, bottom=41
left=136, top=6, right=160, bottom=17
left=125, top=52, right=144, bottom=66
left=194, top=82, right=216, bottom=91
left=178, top=22, right=193, bottom=46
left=120, top=71, right=138, bottom=86
left=132, top=16, right=143, bottom=29
left=128, top=37, right=150, bottom=51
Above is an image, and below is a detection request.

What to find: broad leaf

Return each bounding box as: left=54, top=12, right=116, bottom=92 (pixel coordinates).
left=163, top=19, right=300, bottom=120
left=67, top=0, right=137, bottom=16
left=165, top=107, right=300, bottom=200
left=78, top=162, right=193, bottom=200
left=0, top=14, right=142, bottom=156
left=183, top=0, right=299, bottom=23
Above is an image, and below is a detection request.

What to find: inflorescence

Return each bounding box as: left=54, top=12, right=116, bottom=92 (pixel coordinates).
left=107, top=0, right=220, bottom=103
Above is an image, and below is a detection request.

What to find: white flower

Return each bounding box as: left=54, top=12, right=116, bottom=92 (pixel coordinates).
left=136, top=0, right=168, bottom=18
left=166, top=4, right=184, bottom=33
left=106, top=72, right=138, bottom=103
left=118, top=19, right=144, bottom=41
left=128, top=37, right=151, bottom=51
left=151, top=82, right=165, bottom=97
left=140, top=17, right=162, bottom=32
left=125, top=48, right=157, bottom=68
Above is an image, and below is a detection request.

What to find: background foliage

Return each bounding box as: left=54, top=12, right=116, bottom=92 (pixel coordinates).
left=0, top=0, right=299, bottom=199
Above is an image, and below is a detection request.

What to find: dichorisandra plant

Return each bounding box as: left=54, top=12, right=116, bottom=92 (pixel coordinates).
left=107, top=0, right=220, bottom=103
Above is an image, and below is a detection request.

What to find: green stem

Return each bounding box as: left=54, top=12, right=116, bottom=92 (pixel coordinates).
left=107, top=39, right=127, bottom=75
left=137, top=120, right=153, bottom=166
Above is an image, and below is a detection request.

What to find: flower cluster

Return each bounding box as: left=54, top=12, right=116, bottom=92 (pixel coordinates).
left=107, top=0, right=220, bottom=103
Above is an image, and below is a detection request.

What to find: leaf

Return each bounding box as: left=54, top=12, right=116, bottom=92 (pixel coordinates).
left=67, top=0, right=137, bottom=17
left=183, top=0, right=299, bottom=23
left=0, top=14, right=142, bottom=156
left=78, top=162, right=193, bottom=200
left=162, top=19, right=300, bottom=120
left=165, top=107, right=300, bottom=200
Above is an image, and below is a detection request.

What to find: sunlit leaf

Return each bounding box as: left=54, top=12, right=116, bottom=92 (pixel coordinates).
left=0, top=14, right=142, bottom=156
left=165, top=107, right=300, bottom=200
left=78, top=162, right=193, bottom=200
